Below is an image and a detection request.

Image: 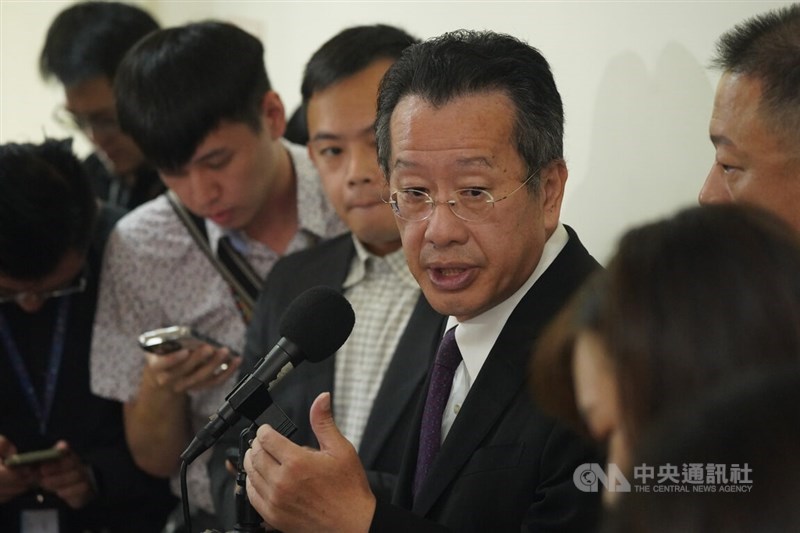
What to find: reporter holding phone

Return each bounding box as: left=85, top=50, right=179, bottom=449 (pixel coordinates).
left=0, top=140, right=174, bottom=532
left=88, top=22, right=345, bottom=530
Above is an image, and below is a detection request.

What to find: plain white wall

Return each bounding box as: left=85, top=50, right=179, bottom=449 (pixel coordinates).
left=0, top=1, right=793, bottom=262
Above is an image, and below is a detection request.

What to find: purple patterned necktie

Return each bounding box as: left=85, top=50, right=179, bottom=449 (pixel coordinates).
left=413, top=326, right=462, bottom=496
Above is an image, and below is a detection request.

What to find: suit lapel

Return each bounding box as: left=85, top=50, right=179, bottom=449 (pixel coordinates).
left=411, top=228, right=599, bottom=514
left=359, top=296, right=445, bottom=464
left=411, top=289, right=539, bottom=513
left=294, top=236, right=355, bottom=417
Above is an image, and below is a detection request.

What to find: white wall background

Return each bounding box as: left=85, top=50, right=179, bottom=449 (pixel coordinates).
left=1, top=1, right=793, bottom=263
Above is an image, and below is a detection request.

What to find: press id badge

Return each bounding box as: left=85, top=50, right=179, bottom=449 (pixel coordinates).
left=21, top=509, right=59, bottom=533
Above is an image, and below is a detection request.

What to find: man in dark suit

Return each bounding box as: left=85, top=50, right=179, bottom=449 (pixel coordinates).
left=209, top=25, right=443, bottom=529
left=243, top=30, right=602, bottom=532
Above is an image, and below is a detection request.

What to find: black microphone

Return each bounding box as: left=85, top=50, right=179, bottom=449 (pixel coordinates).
left=181, top=286, right=355, bottom=464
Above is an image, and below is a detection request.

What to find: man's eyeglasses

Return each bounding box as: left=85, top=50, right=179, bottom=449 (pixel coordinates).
left=0, top=271, right=88, bottom=306
left=386, top=170, right=539, bottom=223
left=53, top=106, right=120, bottom=137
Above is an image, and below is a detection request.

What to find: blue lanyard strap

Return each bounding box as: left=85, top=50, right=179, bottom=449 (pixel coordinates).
left=0, top=297, right=71, bottom=435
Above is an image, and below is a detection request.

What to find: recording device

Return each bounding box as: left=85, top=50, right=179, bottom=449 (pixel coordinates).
left=138, top=326, right=222, bottom=355
left=180, top=286, right=355, bottom=464
left=4, top=448, right=64, bottom=468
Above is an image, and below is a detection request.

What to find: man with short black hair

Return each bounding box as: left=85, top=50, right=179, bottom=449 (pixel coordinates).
left=699, top=4, right=800, bottom=232
left=0, top=139, right=174, bottom=532
left=208, top=25, right=444, bottom=529
left=243, top=29, right=602, bottom=532
left=89, top=21, right=345, bottom=530
left=40, top=1, right=164, bottom=209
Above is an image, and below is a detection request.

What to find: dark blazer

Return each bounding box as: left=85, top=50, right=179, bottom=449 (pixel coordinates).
left=370, top=226, right=602, bottom=532
left=210, top=233, right=444, bottom=527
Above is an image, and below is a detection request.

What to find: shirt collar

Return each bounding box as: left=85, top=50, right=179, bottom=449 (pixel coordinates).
left=206, top=222, right=250, bottom=255
left=447, top=223, right=569, bottom=385
left=343, top=234, right=417, bottom=290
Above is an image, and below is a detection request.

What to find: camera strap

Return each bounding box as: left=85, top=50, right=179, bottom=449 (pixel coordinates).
left=167, top=190, right=260, bottom=324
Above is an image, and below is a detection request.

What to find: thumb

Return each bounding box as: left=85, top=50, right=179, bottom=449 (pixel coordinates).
left=309, top=392, right=345, bottom=453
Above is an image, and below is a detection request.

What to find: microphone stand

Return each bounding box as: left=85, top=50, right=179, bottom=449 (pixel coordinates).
left=233, top=424, right=266, bottom=532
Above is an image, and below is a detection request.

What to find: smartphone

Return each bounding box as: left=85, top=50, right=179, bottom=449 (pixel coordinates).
left=138, top=325, right=221, bottom=355
left=4, top=448, right=64, bottom=468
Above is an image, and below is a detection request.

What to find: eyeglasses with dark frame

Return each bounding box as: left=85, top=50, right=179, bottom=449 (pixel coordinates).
left=385, top=170, right=540, bottom=223
left=0, top=270, right=88, bottom=306
left=53, top=106, right=120, bottom=137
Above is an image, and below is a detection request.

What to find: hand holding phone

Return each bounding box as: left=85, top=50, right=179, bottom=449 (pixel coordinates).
left=4, top=448, right=64, bottom=468
left=0, top=435, right=39, bottom=503
left=139, top=326, right=241, bottom=392
left=36, top=441, right=96, bottom=509
left=138, top=325, right=222, bottom=355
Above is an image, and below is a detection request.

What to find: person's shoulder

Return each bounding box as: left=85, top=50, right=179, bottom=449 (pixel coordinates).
left=285, top=233, right=352, bottom=261
left=82, top=152, right=113, bottom=182
left=115, top=194, right=179, bottom=233
left=270, top=233, right=353, bottom=278
left=560, top=224, right=601, bottom=273
left=108, top=194, right=195, bottom=259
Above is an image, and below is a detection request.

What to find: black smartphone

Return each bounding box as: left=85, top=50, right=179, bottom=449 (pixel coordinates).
left=4, top=448, right=64, bottom=468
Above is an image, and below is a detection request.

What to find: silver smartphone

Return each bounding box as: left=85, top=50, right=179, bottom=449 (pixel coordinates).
left=138, top=325, right=221, bottom=355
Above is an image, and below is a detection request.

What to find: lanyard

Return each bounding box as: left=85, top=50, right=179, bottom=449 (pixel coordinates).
left=0, top=297, right=71, bottom=435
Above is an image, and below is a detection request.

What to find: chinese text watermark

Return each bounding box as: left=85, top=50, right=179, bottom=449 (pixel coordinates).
left=574, top=463, right=753, bottom=494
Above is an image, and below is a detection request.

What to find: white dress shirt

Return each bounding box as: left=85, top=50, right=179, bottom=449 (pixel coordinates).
left=440, top=223, right=569, bottom=441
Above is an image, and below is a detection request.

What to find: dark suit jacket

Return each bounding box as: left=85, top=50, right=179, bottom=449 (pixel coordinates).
left=210, top=233, right=444, bottom=527
left=370, top=226, right=602, bottom=532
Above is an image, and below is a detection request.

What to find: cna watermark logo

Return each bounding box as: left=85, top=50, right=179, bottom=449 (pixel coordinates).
left=574, top=463, right=753, bottom=494
left=574, top=463, right=630, bottom=493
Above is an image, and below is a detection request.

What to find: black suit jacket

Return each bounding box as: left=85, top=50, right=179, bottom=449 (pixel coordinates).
left=371, top=226, right=602, bottom=532
left=210, top=234, right=444, bottom=527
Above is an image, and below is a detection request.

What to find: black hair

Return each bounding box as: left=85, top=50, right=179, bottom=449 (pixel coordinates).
left=284, top=105, right=309, bottom=145
left=375, top=29, right=563, bottom=191
left=301, top=24, right=418, bottom=107
left=0, top=139, right=97, bottom=280
left=40, top=1, right=159, bottom=86
left=712, top=4, right=800, bottom=145
left=114, top=21, right=271, bottom=171
left=533, top=204, right=800, bottom=448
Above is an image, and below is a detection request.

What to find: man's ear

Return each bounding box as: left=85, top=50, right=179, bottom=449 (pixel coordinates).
left=260, top=91, right=287, bottom=140
left=540, top=159, right=568, bottom=234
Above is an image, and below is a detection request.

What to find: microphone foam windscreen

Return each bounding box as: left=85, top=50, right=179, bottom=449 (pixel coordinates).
left=278, top=286, right=355, bottom=362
